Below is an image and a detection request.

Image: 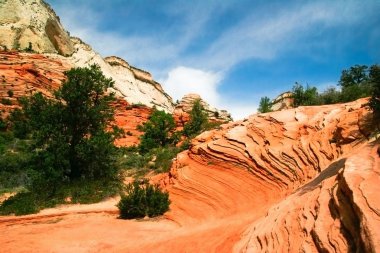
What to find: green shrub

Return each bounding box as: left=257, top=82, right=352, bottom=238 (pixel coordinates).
left=292, top=83, right=319, bottom=107
left=0, top=192, right=39, bottom=215
left=0, top=111, right=7, bottom=131
left=0, top=178, right=121, bottom=216
left=151, top=147, right=180, bottom=172
left=1, top=98, right=12, bottom=105
left=117, top=181, right=170, bottom=219
left=118, top=149, right=151, bottom=169
left=0, top=131, right=31, bottom=189
left=369, top=65, right=380, bottom=119
left=7, top=90, right=14, bottom=97
left=258, top=96, right=272, bottom=113
left=183, top=99, right=208, bottom=137
left=139, top=109, right=177, bottom=153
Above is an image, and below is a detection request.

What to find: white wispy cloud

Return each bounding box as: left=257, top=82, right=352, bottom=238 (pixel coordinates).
left=160, top=66, right=222, bottom=106
left=160, top=66, right=259, bottom=120
left=192, top=1, right=370, bottom=70
left=49, top=0, right=378, bottom=119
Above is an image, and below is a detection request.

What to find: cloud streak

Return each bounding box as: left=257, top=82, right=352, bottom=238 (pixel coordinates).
left=47, top=0, right=380, bottom=119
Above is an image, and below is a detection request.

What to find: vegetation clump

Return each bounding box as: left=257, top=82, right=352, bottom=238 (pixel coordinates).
left=258, top=96, right=272, bottom=113
left=138, top=108, right=178, bottom=154
left=368, top=65, right=380, bottom=119
left=258, top=64, right=380, bottom=111
left=117, top=181, right=170, bottom=219
left=0, top=65, right=122, bottom=215
left=183, top=99, right=208, bottom=137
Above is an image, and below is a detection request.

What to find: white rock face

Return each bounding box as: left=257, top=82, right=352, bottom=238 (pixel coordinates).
left=271, top=91, right=293, bottom=111
left=46, top=38, right=174, bottom=112
left=0, top=0, right=74, bottom=55
left=0, top=0, right=174, bottom=112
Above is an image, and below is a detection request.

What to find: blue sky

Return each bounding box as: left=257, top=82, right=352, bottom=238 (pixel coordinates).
left=46, top=0, right=380, bottom=119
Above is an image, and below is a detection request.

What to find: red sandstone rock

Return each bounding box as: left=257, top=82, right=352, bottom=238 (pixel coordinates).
left=0, top=51, right=70, bottom=114
left=1, top=98, right=378, bottom=252
left=0, top=51, right=151, bottom=146
left=113, top=100, right=152, bottom=147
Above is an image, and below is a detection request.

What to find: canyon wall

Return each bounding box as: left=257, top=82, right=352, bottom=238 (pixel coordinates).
left=157, top=98, right=378, bottom=252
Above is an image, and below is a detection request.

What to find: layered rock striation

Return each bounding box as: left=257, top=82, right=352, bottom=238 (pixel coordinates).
left=0, top=99, right=379, bottom=252
left=0, top=51, right=70, bottom=114
left=158, top=98, right=378, bottom=251
left=235, top=142, right=380, bottom=252
left=113, top=100, right=152, bottom=147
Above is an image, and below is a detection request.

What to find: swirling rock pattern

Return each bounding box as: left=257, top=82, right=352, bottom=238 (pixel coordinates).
left=1, top=98, right=379, bottom=253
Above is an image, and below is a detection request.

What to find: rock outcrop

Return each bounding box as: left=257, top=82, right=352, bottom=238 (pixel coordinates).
left=173, top=93, right=232, bottom=129
left=113, top=100, right=152, bottom=147
left=159, top=98, right=377, bottom=251
left=0, top=51, right=153, bottom=147
left=0, top=0, right=74, bottom=55
left=271, top=91, right=293, bottom=111
left=1, top=99, right=379, bottom=252
left=0, top=51, right=70, bottom=114
left=235, top=143, right=380, bottom=253
left=0, top=0, right=174, bottom=112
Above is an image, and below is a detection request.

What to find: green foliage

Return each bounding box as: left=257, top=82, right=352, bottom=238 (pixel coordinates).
left=0, top=65, right=122, bottom=215
left=258, top=96, right=272, bottom=113
left=183, top=99, right=208, bottom=137
left=369, top=65, right=380, bottom=119
left=0, top=130, right=31, bottom=189
left=7, top=90, right=14, bottom=97
left=53, top=179, right=120, bottom=204
left=8, top=107, right=30, bottom=139
left=339, top=65, right=369, bottom=88
left=117, top=181, right=170, bottom=219
left=339, top=65, right=372, bottom=102
left=318, top=87, right=341, bottom=105
left=262, top=65, right=380, bottom=115
left=179, top=139, right=191, bottom=150
left=139, top=109, right=177, bottom=153
left=0, top=151, right=30, bottom=189
left=1, top=98, right=12, bottom=105
left=0, top=111, right=7, bottom=131
left=292, top=83, right=319, bottom=107
left=117, top=146, right=180, bottom=175
left=11, top=65, right=119, bottom=183
left=0, top=178, right=120, bottom=215
left=0, top=192, right=39, bottom=216
left=151, top=147, right=180, bottom=172
left=117, top=148, right=152, bottom=171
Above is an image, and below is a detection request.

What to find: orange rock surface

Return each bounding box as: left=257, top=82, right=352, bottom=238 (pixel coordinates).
left=0, top=51, right=70, bottom=114
left=1, top=98, right=379, bottom=252
left=113, top=100, right=152, bottom=147
left=0, top=51, right=152, bottom=146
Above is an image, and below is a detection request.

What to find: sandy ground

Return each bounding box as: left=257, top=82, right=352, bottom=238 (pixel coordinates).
left=0, top=198, right=270, bottom=253
left=0, top=157, right=275, bottom=253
